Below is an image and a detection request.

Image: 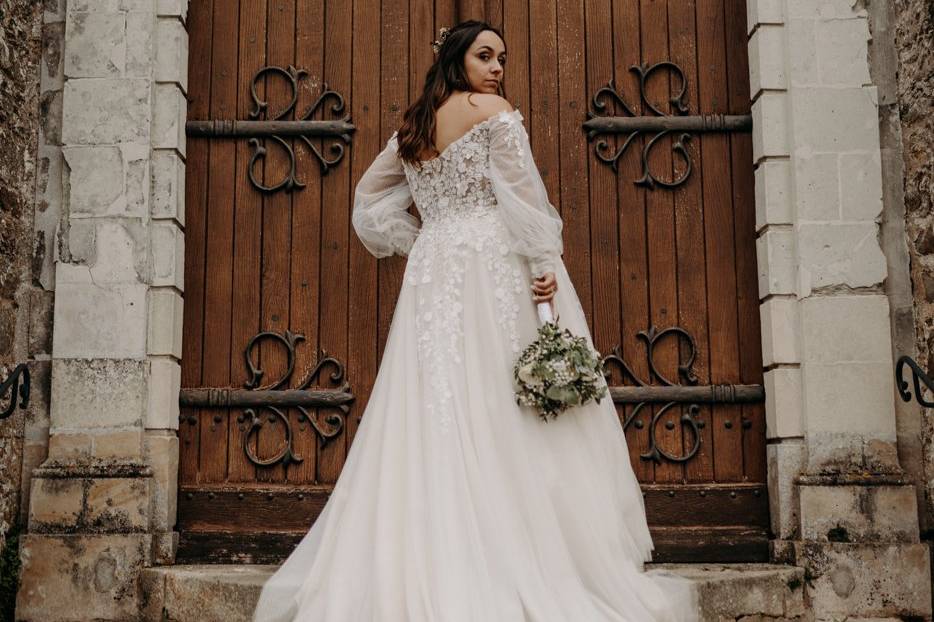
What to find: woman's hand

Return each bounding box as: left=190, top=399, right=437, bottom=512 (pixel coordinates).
left=531, top=272, right=558, bottom=307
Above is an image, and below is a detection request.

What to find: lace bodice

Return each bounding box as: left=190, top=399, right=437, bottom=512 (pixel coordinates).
left=351, top=108, right=564, bottom=278
left=399, top=111, right=520, bottom=225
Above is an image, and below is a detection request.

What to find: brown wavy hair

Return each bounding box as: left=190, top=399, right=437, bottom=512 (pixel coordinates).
left=396, top=20, right=510, bottom=170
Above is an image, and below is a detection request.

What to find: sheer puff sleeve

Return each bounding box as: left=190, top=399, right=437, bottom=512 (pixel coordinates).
left=487, top=109, right=564, bottom=278
left=351, top=131, right=420, bottom=258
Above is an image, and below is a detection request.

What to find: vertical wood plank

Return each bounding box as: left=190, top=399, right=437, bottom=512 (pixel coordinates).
left=228, top=0, right=267, bottom=483
left=641, top=0, right=681, bottom=484
left=199, top=0, right=239, bottom=484
left=669, top=0, right=714, bottom=482
left=316, top=0, right=353, bottom=484
left=725, top=0, right=766, bottom=482
left=697, top=0, right=743, bottom=482
left=378, top=0, right=409, bottom=362
left=613, top=0, right=653, bottom=481
left=502, top=0, right=530, bottom=117
left=179, top=0, right=214, bottom=486
left=256, top=0, right=296, bottom=484
left=584, top=0, right=619, bottom=427
left=348, top=0, right=383, bottom=450
left=556, top=0, right=591, bottom=319
left=289, top=0, right=325, bottom=484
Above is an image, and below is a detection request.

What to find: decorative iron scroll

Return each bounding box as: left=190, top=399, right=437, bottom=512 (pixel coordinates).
left=601, top=327, right=764, bottom=464
left=895, top=355, right=934, bottom=408
left=179, top=329, right=354, bottom=468
left=583, top=61, right=752, bottom=189
left=185, top=64, right=355, bottom=194
left=0, top=363, right=30, bottom=420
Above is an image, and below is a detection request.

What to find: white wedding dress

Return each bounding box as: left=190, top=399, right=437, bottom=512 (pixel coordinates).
left=252, top=108, right=700, bottom=621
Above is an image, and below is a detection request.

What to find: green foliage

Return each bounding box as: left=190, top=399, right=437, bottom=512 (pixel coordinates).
left=513, top=320, right=609, bottom=421
left=0, top=523, right=21, bottom=622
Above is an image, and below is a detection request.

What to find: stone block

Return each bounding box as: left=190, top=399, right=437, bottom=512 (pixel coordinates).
left=28, top=290, right=55, bottom=357
left=47, top=431, right=93, bottom=461
left=816, top=17, right=871, bottom=86
left=749, top=25, right=786, bottom=96
left=786, top=0, right=868, bottom=20
left=787, top=19, right=818, bottom=87
left=155, top=17, right=188, bottom=91
left=147, top=358, right=181, bottom=429
left=797, top=223, right=887, bottom=294
left=768, top=441, right=805, bottom=539
left=157, top=0, right=189, bottom=20
left=126, top=10, right=154, bottom=78
left=747, top=0, right=784, bottom=34
left=760, top=296, right=799, bottom=366
left=839, top=151, right=883, bottom=220
left=148, top=288, right=184, bottom=358
left=792, top=541, right=930, bottom=619
left=799, top=484, right=919, bottom=544
left=151, top=222, right=185, bottom=290
left=790, top=86, right=881, bottom=153
left=63, top=12, right=126, bottom=78
left=756, top=227, right=796, bottom=298
left=751, top=92, right=789, bottom=163
left=764, top=366, right=803, bottom=439
left=754, top=159, right=792, bottom=231
left=62, top=78, right=150, bottom=145
left=52, top=279, right=148, bottom=358
left=16, top=533, right=153, bottom=621
left=800, top=295, right=892, bottom=364
left=801, top=361, right=897, bottom=438
left=152, top=83, right=187, bottom=155
left=85, top=477, right=150, bottom=531
left=63, top=145, right=149, bottom=218
left=28, top=477, right=83, bottom=531
left=144, top=431, right=178, bottom=532
left=151, top=149, right=185, bottom=224
left=92, top=427, right=144, bottom=460
left=50, top=359, right=147, bottom=429
left=150, top=530, right=178, bottom=566
left=671, top=563, right=806, bottom=620
left=794, top=150, right=839, bottom=221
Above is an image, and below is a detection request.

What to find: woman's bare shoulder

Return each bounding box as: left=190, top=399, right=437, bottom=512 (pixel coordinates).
left=464, top=93, right=515, bottom=124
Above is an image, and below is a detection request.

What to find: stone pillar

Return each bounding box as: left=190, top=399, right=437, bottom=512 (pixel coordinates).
left=15, top=1, right=189, bottom=620
left=748, top=0, right=931, bottom=619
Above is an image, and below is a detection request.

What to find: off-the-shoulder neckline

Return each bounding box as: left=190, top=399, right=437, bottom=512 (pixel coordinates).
left=404, top=108, right=524, bottom=165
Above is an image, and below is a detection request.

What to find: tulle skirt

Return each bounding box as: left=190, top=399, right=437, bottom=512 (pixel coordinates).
left=252, top=212, right=700, bottom=621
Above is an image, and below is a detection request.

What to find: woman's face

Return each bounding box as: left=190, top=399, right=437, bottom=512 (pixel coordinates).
left=462, top=30, right=506, bottom=94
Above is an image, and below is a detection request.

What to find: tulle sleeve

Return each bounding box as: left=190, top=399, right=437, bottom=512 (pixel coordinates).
left=487, top=110, right=564, bottom=278
left=351, top=131, right=420, bottom=258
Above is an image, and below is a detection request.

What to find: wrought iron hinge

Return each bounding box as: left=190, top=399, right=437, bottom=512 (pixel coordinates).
left=185, top=65, right=355, bottom=195
left=583, top=61, right=752, bottom=190
left=896, top=355, right=934, bottom=407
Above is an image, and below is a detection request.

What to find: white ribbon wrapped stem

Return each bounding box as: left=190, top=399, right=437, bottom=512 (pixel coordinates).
left=537, top=301, right=554, bottom=325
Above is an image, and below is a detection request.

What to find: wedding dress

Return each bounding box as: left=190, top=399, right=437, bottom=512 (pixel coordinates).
left=252, top=108, right=700, bottom=622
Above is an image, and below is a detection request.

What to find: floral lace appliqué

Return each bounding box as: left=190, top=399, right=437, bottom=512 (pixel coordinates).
left=399, top=110, right=527, bottom=434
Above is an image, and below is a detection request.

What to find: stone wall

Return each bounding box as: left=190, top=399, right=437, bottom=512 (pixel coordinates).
left=894, top=0, right=934, bottom=531
left=0, top=0, right=47, bottom=556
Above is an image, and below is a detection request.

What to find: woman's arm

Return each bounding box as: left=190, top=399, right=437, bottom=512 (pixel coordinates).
left=486, top=110, right=564, bottom=279
left=351, top=131, right=420, bottom=258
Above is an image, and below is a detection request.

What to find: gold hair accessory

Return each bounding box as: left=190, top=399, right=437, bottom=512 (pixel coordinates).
left=431, top=26, right=451, bottom=55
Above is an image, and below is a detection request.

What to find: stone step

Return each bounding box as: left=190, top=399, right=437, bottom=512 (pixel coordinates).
left=140, top=562, right=807, bottom=622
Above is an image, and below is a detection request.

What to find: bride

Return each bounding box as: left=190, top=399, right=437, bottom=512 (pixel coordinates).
left=252, top=19, right=699, bottom=622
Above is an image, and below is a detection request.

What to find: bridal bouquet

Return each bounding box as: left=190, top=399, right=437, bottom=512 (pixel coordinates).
left=513, top=301, right=609, bottom=421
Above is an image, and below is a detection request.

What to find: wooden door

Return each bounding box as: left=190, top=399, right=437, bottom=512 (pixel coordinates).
left=179, top=0, right=766, bottom=563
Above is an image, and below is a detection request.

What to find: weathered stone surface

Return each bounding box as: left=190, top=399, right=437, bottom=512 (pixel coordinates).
left=84, top=477, right=150, bottom=531
left=757, top=227, right=796, bottom=297
left=16, top=533, right=153, bottom=621
left=754, top=159, right=792, bottom=231
left=139, top=563, right=810, bottom=622
left=50, top=358, right=148, bottom=429
left=144, top=430, right=178, bottom=532
left=797, top=223, right=887, bottom=294
left=62, top=78, right=150, bottom=145
left=148, top=288, right=184, bottom=358
left=790, top=541, right=931, bottom=619
left=768, top=441, right=806, bottom=540
left=799, top=484, right=919, bottom=544
left=63, top=12, right=126, bottom=78
left=28, top=477, right=82, bottom=530
left=759, top=296, right=799, bottom=366
left=151, top=150, right=185, bottom=224
left=751, top=92, right=789, bottom=163
left=155, top=17, right=188, bottom=90
left=764, top=367, right=803, bottom=439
